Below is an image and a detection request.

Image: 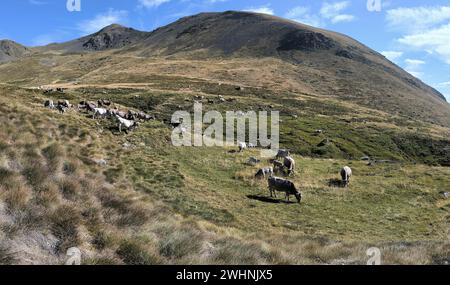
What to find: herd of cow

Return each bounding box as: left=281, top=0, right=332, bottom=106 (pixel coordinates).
left=43, top=94, right=352, bottom=205
left=240, top=144, right=353, bottom=204
left=43, top=99, right=155, bottom=133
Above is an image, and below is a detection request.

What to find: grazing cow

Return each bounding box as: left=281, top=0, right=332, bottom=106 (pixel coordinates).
left=126, top=110, right=139, bottom=121
left=276, top=149, right=290, bottom=159
left=238, top=142, right=247, bottom=152
left=340, top=166, right=352, bottom=187
left=255, top=167, right=273, bottom=179
left=272, top=160, right=284, bottom=172
left=116, top=110, right=127, bottom=119
left=283, top=156, right=296, bottom=176
left=44, top=100, right=55, bottom=109
left=98, top=99, right=111, bottom=107
left=56, top=104, right=67, bottom=114
left=144, top=114, right=154, bottom=121
left=268, top=177, right=301, bottom=203
left=77, top=103, right=87, bottom=110
left=115, top=115, right=138, bottom=133
left=92, top=108, right=108, bottom=119
left=85, top=102, right=97, bottom=112
left=58, top=100, right=70, bottom=108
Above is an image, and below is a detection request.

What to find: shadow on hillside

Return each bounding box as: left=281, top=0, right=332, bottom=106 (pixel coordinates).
left=247, top=195, right=295, bottom=204
left=328, top=178, right=343, bottom=188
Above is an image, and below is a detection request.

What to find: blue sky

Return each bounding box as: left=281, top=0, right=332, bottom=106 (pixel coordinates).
left=1, top=0, right=450, bottom=101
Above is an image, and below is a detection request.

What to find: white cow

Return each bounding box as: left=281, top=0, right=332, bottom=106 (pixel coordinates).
left=238, top=142, right=247, bottom=152
left=255, top=167, right=274, bottom=179
left=284, top=156, right=296, bottom=176
left=44, top=100, right=55, bottom=109
left=115, top=115, right=137, bottom=133
left=92, top=108, right=108, bottom=119
left=340, top=166, right=352, bottom=187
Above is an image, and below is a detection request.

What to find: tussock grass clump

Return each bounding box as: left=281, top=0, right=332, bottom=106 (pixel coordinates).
left=157, top=225, right=204, bottom=259
left=22, top=162, right=49, bottom=191
left=34, top=183, right=60, bottom=207
left=82, top=256, right=121, bottom=265
left=57, top=178, right=81, bottom=200
left=210, top=238, right=280, bottom=265
left=42, top=143, right=63, bottom=172
left=63, top=160, right=79, bottom=175
left=91, top=230, right=114, bottom=251
left=116, top=239, right=162, bottom=265
left=4, top=183, right=31, bottom=211
left=0, top=244, right=16, bottom=265
left=96, top=189, right=149, bottom=227
left=0, top=167, right=19, bottom=190
left=50, top=205, right=81, bottom=253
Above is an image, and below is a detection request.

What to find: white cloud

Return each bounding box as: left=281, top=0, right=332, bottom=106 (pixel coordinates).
left=438, top=82, right=450, bottom=87
left=285, top=6, right=310, bottom=19
left=138, top=0, right=171, bottom=9
left=244, top=6, right=274, bottom=15
left=405, top=59, right=425, bottom=66
left=284, top=6, right=324, bottom=27
left=404, top=58, right=426, bottom=78
left=320, top=1, right=349, bottom=18
left=77, top=9, right=128, bottom=35
left=386, top=6, right=450, bottom=33
left=386, top=6, right=450, bottom=66
left=206, top=0, right=228, bottom=3
left=381, top=51, right=403, bottom=62
left=398, top=23, right=450, bottom=64
left=320, top=1, right=355, bottom=24
left=286, top=1, right=355, bottom=27
left=330, top=14, right=355, bottom=24
left=29, top=0, right=47, bottom=5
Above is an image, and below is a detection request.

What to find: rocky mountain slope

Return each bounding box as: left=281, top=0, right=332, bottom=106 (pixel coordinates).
left=0, top=11, right=449, bottom=265
left=41, top=24, right=148, bottom=52
left=0, top=40, right=30, bottom=63
left=135, top=11, right=449, bottom=125
left=1, top=11, right=448, bottom=126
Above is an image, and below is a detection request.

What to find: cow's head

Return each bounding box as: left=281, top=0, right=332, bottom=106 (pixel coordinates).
left=294, top=192, right=302, bottom=204
left=293, top=185, right=302, bottom=203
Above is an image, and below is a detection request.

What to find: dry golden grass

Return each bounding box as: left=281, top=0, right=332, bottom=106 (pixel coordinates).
left=0, top=75, right=448, bottom=265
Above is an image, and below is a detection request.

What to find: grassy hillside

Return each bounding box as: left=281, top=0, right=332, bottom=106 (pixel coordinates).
left=0, top=82, right=448, bottom=265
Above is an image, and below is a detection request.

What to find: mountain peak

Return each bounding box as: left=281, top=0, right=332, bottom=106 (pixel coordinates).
left=99, top=23, right=127, bottom=32
left=0, top=40, right=29, bottom=63
left=81, top=24, right=148, bottom=51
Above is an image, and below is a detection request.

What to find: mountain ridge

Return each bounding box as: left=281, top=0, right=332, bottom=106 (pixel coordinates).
left=0, top=11, right=449, bottom=125
left=0, top=39, right=30, bottom=63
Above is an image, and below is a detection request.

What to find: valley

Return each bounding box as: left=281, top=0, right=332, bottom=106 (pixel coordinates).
left=0, top=11, right=449, bottom=265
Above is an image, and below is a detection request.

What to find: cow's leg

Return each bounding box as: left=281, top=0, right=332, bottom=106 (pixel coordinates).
left=119, top=123, right=122, bottom=133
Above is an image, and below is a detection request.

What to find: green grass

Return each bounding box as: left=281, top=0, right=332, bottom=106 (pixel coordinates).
left=0, top=80, right=448, bottom=264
